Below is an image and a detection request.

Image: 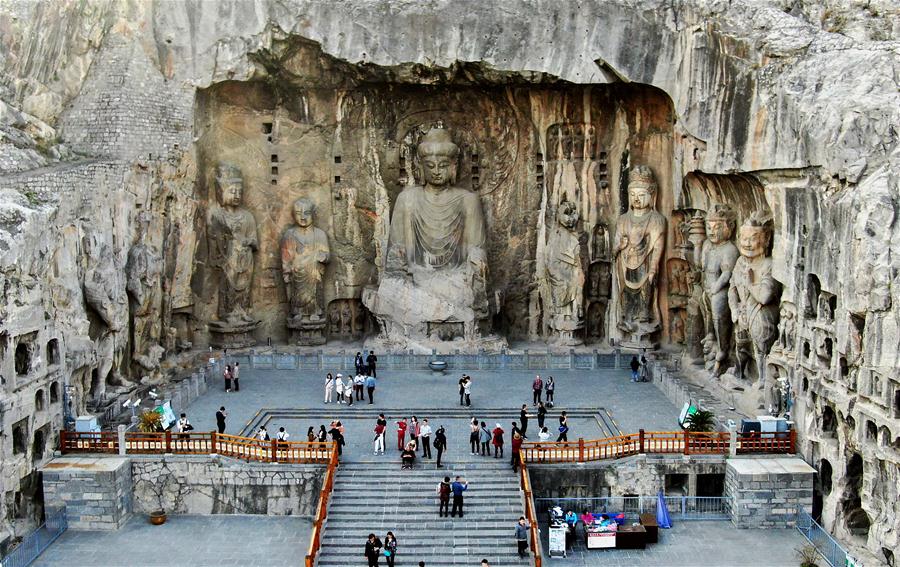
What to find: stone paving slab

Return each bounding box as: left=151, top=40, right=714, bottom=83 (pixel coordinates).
left=33, top=514, right=310, bottom=567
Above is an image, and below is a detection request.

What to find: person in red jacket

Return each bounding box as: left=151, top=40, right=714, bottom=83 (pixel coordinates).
left=511, top=432, right=523, bottom=473
left=491, top=423, right=505, bottom=458
left=396, top=417, right=408, bottom=451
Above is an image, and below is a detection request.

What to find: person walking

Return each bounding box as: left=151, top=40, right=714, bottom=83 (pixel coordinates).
left=463, top=376, right=472, bottom=407
left=307, top=426, right=316, bottom=442
left=345, top=374, right=355, bottom=406
left=492, top=423, right=504, bottom=458
left=469, top=417, right=479, bottom=455
left=420, top=418, right=433, bottom=459
left=366, top=374, right=377, bottom=404
left=511, top=432, right=523, bottom=473
left=373, top=415, right=386, bottom=455
left=458, top=375, right=466, bottom=406
left=436, top=475, right=452, bottom=517
left=520, top=404, right=530, bottom=437
left=410, top=416, right=420, bottom=449
left=434, top=425, right=447, bottom=468
left=396, top=417, right=408, bottom=451
left=630, top=356, right=640, bottom=382
left=537, top=401, right=547, bottom=430
left=317, top=424, right=327, bottom=443
left=532, top=375, right=543, bottom=405
left=232, top=362, right=241, bottom=392
left=329, top=421, right=345, bottom=456
left=335, top=373, right=345, bottom=403
left=383, top=532, right=397, bottom=567
left=355, top=351, right=364, bottom=375
left=364, top=533, right=383, bottom=567
left=325, top=373, right=335, bottom=403
left=515, top=517, right=531, bottom=558
left=450, top=476, right=468, bottom=518
left=479, top=421, right=491, bottom=456
left=215, top=406, right=227, bottom=434
left=223, top=365, right=232, bottom=392
left=556, top=411, right=569, bottom=442
left=545, top=376, right=555, bottom=404
left=366, top=350, right=378, bottom=378
left=354, top=372, right=365, bottom=401
left=640, top=351, right=649, bottom=382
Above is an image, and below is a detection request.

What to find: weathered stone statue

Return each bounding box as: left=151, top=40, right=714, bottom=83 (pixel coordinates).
left=613, top=165, right=666, bottom=347
left=126, top=216, right=163, bottom=371
left=728, top=211, right=781, bottom=382
left=363, top=125, right=491, bottom=342
left=281, top=197, right=330, bottom=345
left=542, top=200, right=586, bottom=344
left=700, top=204, right=739, bottom=375
left=207, top=164, right=259, bottom=347
left=83, top=234, right=129, bottom=394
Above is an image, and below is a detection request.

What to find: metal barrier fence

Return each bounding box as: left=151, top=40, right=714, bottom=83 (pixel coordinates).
left=796, top=506, right=851, bottom=567
left=0, top=506, right=68, bottom=567
left=534, top=496, right=732, bottom=521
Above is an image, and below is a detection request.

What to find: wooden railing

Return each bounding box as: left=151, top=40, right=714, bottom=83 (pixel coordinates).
left=59, top=430, right=333, bottom=464
left=518, top=454, right=542, bottom=567
left=305, top=442, right=339, bottom=567
left=521, top=428, right=794, bottom=463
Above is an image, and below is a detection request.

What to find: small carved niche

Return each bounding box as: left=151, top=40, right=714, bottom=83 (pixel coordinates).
left=546, top=123, right=598, bottom=162
left=50, top=381, right=60, bottom=404
left=46, top=339, right=59, bottom=366
left=821, top=405, right=837, bottom=438
left=12, top=419, right=27, bottom=454
left=14, top=332, right=37, bottom=376
left=804, top=274, right=821, bottom=319
left=327, top=299, right=366, bottom=339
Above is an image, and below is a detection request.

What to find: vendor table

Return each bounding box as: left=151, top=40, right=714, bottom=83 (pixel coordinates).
left=616, top=524, right=647, bottom=549
left=639, top=513, right=659, bottom=543
left=586, top=530, right=616, bottom=549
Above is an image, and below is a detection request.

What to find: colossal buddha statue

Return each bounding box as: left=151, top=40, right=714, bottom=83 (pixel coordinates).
left=613, top=165, right=666, bottom=347
left=364, top=125, right=491, bottom=343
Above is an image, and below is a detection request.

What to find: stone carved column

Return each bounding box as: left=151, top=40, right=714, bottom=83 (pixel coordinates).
left=206, top=164, right=260, bottom=347
left=613, top=165, right=666, bottom=348
left=281, top=197, right=331, bottom=345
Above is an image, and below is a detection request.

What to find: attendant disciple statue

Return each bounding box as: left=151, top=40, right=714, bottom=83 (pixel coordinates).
left=542, top=199, right=586, bottom=344
left=613, top=165, right=666, bottom=346
left=728, top=211, right=781, bottom=383
left=364, top=124, right=490, bottom=341
left=281, top=197, right=330, bottom=327
left=701, top=204, right=739, bottom=375
left=208, top=164, right=258, bottom=326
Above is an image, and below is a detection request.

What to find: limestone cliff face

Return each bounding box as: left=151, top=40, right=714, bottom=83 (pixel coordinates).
left=0, top=0, right=898, bottom=562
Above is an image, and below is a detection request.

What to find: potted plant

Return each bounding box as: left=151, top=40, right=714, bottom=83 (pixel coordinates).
left=137, top=410, right=163, bottom=433
left=149, top=509, right=167, bottom=525
left=795, top=543, right=820, bottom=567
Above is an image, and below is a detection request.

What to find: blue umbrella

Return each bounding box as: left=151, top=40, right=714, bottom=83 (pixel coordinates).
left=656, top=489, right=673, bottom=529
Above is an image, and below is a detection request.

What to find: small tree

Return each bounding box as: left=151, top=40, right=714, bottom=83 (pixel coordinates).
left=137, top=410, right=163, bottom=433
left=795, top=543, right=820, bottom=567
left=684, top=409, right=716, bottom=432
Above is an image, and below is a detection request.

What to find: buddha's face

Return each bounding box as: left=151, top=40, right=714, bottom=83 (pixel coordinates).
left=217, top=179, right=243, bottom=207
left=738, top=226, right=769, bottom=258
left=293, top=201, right=313, bottom=227
left=629, top=185, right=653, bottom=211
left=421, top=153, right=455, bottom=187
left=706, top=218, right=734, bottom=244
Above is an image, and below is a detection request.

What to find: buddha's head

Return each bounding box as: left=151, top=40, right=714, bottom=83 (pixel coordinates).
left=292, top=197, right=315, bottom=228
left=738, top=210, right=773, bottom=259
left=417, top=126, right=459, bottom=187
left=705, top=204, right=737, bottom=244
left=557, top=199, right=579, bottom=229
left=627, top=165, right=657, bottom=212
left=215, top=164, right=244, bottom=207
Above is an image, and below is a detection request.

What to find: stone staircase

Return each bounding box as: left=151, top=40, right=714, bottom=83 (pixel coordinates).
left=317, top=461, right=527, bottom=566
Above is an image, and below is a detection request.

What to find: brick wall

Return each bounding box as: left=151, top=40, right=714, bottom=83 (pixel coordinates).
left=725, top=456, right=815, bottom=528
left=42, top=457, right=133, bottom=530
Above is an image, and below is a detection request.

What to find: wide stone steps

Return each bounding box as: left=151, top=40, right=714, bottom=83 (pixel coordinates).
left=316, top=462, right=526, bottom=566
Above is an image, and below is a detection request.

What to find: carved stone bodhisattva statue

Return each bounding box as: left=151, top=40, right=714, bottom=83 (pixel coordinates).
left=364, top=125, right=490, bottom=341
left=207, top=164, right=259, bottom=346
left=613, top=165, right=666, bottom=347
left=728, top=211, right=781, bottom=384
left=281, top=197, right=330, bottom=345
left=542, top=200, right=586, bottom=344
left=701, top=204, right=739, bottom=375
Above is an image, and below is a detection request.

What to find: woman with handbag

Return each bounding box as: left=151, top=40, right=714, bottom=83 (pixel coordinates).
left=383, top=531, right=397, bottom=567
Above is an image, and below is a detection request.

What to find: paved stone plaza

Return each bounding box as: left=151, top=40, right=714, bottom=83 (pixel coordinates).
left=33, top=515, right=310, bottom=567
left=541, top=520, right=808, bottom=566
left=183, top=362, right=681, bottom=463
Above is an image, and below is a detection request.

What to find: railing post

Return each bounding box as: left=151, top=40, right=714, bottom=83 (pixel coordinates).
left=683, top=429, right=690, bottom=455
left=165, top=430, right=172, bottom=453
left=60, top=430, right=67, bottom=454
left=271, top=439, right=278, bottom=463
left=117, top=424, right=127, bottom=456
left=578, top=438, right=585, bottom=463
left=639, top=429, right=645, bottom=454
left=790, top=429, right=796, bottom=453
left=211, top=431, right=217, bottom=454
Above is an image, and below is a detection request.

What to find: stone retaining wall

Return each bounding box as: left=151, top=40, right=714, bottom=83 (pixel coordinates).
left=725, top=456, right=815, bottom=528
left=41, top=457, right=132, bottom=530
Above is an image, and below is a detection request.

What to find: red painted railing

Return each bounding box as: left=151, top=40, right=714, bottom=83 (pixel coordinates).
left=518, top=455, right=542, bottom=567
left=305, top=442, right=339, bottom=567
left=521, top=429, right=793, bottom=463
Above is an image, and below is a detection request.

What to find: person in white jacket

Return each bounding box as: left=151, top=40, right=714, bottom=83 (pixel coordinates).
left=335, top=373, right=345, bottom=403
left=325, top=373, right=335, bottom=403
